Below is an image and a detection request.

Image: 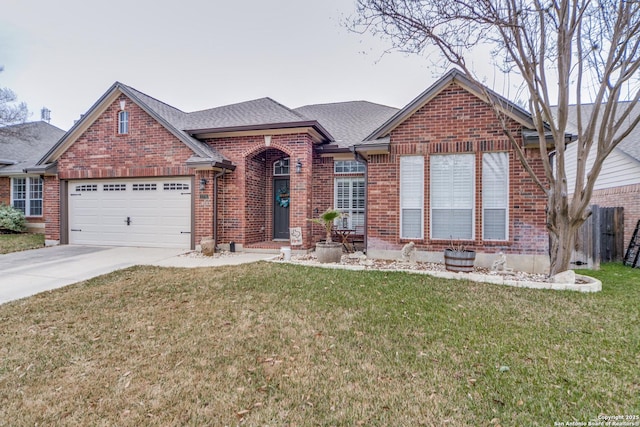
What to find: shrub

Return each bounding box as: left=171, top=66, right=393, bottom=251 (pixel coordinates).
left=0, top=203, right=27, bottom=233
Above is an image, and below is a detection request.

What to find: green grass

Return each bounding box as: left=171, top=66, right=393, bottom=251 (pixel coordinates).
left=0, top=262, right=638, bottom=426
left=0, top=233, right=44, bottom=254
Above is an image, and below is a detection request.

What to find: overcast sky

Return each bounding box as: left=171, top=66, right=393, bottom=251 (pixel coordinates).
left=1, top=0, right=504, bottom=131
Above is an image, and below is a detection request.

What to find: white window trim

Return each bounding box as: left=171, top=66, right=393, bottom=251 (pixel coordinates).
left=429, top=153, right=475, bottom=241
left=400, top=156, right=424, bottom=240
left=334, top=160, right=365, bottom=174
left=273, top=158, right=290, bottom=176
left=482, top=152, right=509, bottom=241
left=10, top=176, right=43, bottom=217
left=118, top=110, right=129, bottom=134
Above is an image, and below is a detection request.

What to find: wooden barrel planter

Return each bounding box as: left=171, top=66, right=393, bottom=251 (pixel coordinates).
left=444, top=249, right=476, bottom=273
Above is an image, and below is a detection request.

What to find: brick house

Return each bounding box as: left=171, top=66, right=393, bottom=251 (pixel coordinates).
left=0, top=121, right=66, bottom=233
left=31, top=70, right=551, bottom=272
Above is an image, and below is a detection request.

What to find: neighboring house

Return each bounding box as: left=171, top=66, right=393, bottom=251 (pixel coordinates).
left=31, top=70, right=550, bottom=272
left=0, top=121, right=66, bottom=233
left=562, top=102, right=640, bottom=251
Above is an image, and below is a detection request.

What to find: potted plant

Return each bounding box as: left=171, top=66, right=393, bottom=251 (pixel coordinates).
left=309, top=208, right=343, bottom=263
left=444, top=239, right=476, bottom=272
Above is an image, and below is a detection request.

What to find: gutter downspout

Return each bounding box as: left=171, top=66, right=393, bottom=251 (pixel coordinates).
left=351, top=147, right=368, bottom=253
left=213, top=167, right=228, bottom=252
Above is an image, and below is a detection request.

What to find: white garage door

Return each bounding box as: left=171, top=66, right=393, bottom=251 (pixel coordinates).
left=68, top=178, right=192, bottom=248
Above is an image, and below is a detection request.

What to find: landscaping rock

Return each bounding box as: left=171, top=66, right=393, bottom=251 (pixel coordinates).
left=200, top=237, right=215, bottom=256
left=551, top=270, right=576, bottom=284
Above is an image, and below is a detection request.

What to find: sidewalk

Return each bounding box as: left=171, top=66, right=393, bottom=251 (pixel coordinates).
left=0, top=246, right=275, bottom=305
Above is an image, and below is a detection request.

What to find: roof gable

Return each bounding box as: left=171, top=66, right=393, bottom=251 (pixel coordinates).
left=365, top=69, right=535, bottom=142
left=37, top=83, right=228, bottom=167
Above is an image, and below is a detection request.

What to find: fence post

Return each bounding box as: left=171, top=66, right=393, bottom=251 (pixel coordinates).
left=592, top=205, right=601, bottom=270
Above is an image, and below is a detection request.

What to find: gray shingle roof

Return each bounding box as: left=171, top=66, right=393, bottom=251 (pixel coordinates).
left=120, top=84, right=227, bottom=163
left=0, top=121, right=65, bottom=175
left=123, top=85, right=189, bottom=128
left=294, top=101, right=399, bottom=148
left=186, top=97, right=308, bottom=130
left=561, top=102, right=640, bottom=162
left=121, top=86, right=333, bottom=155
left=36, top=82, right=400, bottom=169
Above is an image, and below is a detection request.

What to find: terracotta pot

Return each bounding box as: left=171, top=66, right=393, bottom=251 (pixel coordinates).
left=316, top=242, right=342, bottom=263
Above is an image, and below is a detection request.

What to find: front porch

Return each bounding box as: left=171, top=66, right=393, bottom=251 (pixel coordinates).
left=216, top=143, right=316, bottom=250
left=244, top=240, right=311, bottom=255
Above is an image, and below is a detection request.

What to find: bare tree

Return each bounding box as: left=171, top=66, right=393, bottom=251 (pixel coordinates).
left=0, top=67, right=29, bottom=132
left=351, top=0, right=640, bottom=275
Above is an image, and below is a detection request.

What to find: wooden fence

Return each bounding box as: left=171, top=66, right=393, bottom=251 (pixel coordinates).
left=570, top=205, right=624, bottom=270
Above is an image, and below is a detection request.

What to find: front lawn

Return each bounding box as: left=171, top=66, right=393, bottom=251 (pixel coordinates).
left=0, top=263, right=638, bottom=425
left=0, top=233, right=45, bottom=254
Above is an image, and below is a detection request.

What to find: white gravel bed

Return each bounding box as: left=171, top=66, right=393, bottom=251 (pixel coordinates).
left=181, top=250, right=601, bottom=291
left=285, top=252, right=552, bottom=282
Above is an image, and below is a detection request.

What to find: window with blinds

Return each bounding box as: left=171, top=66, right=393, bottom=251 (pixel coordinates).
left=430, top=154, right=474, bottom=240
left=400, top=156, right=424, bottom=239
left=335, top=177, right=365, bottom=230
left=118, top=111, right=129, bottom=134
left=482, top=152, right=509, bottom=240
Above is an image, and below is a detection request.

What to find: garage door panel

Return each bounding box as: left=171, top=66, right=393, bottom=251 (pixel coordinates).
left=68, top=178, right=192, bottom=248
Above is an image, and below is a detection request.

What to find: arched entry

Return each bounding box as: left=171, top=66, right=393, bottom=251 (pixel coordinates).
left=244, top=147, right=292, bottom=245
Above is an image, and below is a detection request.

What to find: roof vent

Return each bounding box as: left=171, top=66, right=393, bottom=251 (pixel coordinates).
left=40, top=107, right=51, bottom=123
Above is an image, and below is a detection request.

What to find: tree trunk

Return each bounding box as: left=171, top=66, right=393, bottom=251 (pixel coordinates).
left=547, top=186, right=575, bottom=276
left=548, top=225, right=577, bottom=276
left=547, top=190, right=582, bottom=276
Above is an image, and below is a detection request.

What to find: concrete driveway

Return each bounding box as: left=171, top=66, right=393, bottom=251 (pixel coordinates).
left=0, top=246, right=274, bottom=305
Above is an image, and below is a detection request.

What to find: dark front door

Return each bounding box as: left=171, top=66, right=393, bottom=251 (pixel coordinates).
left=273, top=177, right=290, bottom=239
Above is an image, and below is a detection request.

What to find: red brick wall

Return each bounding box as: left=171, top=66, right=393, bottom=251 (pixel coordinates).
left=368, top=159, right=399, bottom=249
left=57, top=95, right=194, bottom=179
left=0, top=177, right=9, bottom=205
left=367, top=83, right=549, bottom=255
left=589, top=183, right=640, bottom=250
left=195, top=170, right=214, bottom=244
left=44, top=176, right=60, bottom=241
left=245, top=155, right=268, bottom=243
left=206, top=133, right=316, bottom=248
left=310, top=156, right=336, bottom=242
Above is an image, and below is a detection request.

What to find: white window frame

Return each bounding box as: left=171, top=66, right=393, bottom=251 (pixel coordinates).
left=482, top=152, right=509, bottom=241
left=334, top=160, right=365, bottom=174
left=11, top=176, right=43, bottom=217
left=273, top=158, right=290, bottom=176
left=118, top=110, right=129, bottom=134
left=430, top=154, right=475, bottom=240
left=400, top=156, right=424, bottom=239
left=334, top=177, right=365, bottom=230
